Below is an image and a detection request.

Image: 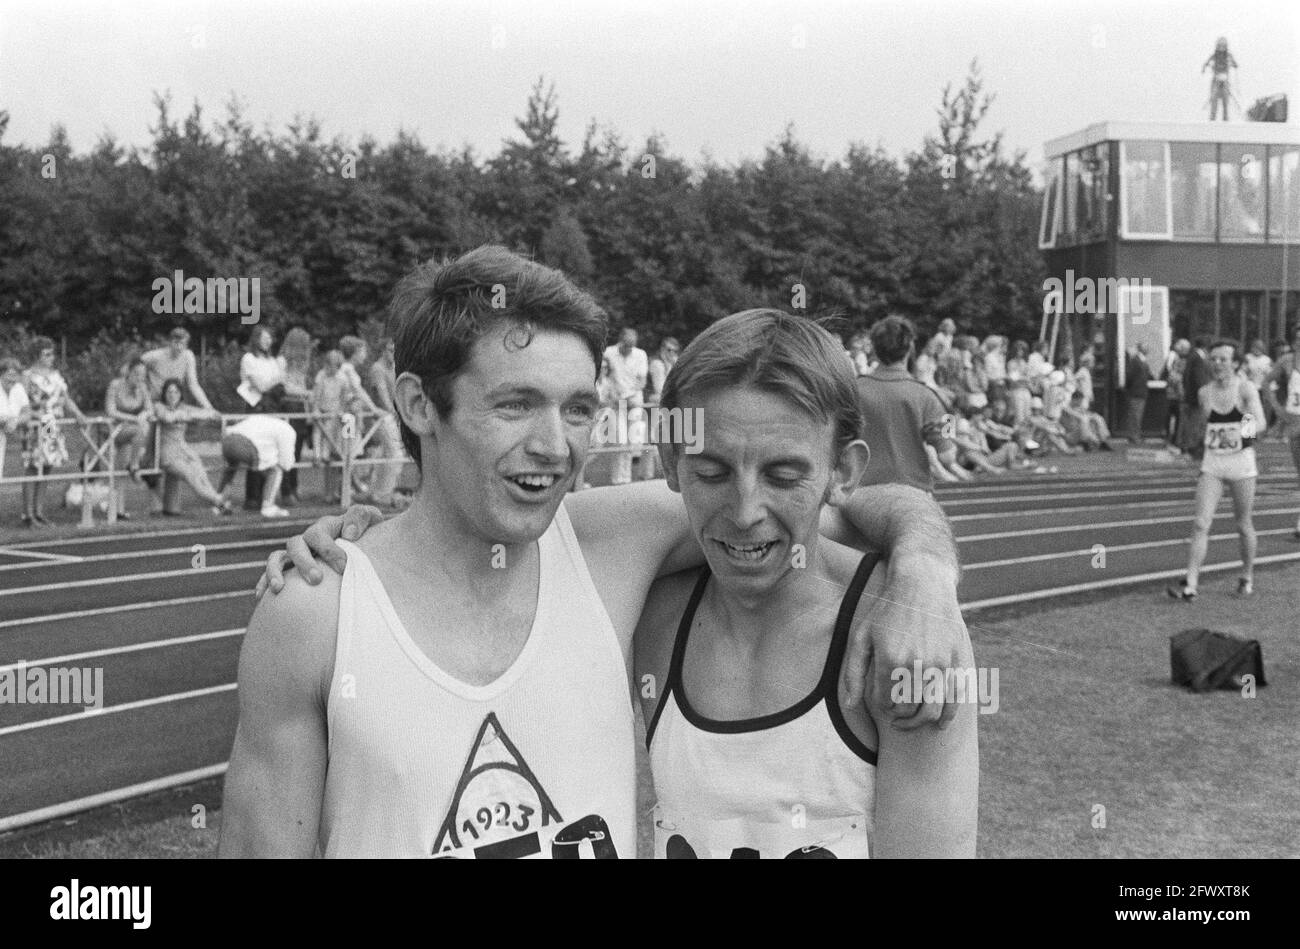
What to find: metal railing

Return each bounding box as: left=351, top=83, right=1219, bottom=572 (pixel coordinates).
left=0, top=404, right=665, bottom=526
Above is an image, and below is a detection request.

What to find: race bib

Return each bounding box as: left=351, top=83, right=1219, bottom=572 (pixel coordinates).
left=1205, top=422, right=1242, bottom=454
left=1287, top=370, right=1300, bottom=414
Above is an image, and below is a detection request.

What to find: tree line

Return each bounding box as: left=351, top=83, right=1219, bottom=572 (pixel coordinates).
left=0, top=62, right=1046, bottom=409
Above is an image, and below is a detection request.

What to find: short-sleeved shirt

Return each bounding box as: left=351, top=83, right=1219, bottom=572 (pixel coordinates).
left=603, top=346, right=648, bottom=405
left=855, top=365, right=955, bottom=493
left=142, top=347, right=197, bottom=400
left=226, top=415, right=296, bottom=471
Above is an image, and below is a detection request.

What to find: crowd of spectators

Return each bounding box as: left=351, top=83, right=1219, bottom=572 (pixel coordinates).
left=4, top=314, right=1295, bottom=523
left=846, top=317, right=1117, bottom=485
left=0, top=326, right=409, bottom=527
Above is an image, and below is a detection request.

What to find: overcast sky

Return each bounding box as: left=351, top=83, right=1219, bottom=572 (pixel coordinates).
left=1, top=0, right=1296, bottom=172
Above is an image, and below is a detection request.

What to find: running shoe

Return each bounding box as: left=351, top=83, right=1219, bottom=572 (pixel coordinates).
left=1166, top=580, right=1197, bottom=602
left=1234, top=578, right=1254, bottom=597
left=260, top=504, right=290, bottom=518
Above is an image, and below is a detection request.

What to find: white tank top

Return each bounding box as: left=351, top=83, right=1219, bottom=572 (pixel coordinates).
left=320, top=504, right=636, bottom=858
left=647, top=553, right=880, bottom=859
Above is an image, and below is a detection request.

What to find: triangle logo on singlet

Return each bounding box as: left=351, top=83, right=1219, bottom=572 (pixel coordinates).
left=433, top=711, right=563, bottom=855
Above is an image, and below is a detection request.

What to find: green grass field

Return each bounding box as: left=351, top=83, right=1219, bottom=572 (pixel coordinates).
left=5, top=564, right=1296, bottom=859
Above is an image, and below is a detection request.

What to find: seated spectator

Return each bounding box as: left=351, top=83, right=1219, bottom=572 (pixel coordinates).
left=1060, top=390, right=1114, bottom=451
left=953, top=414, right=1022, bottom=474
left=218, top=414, right=296, bottom=518
left=1026, top=396, right=1080, bottom=455
left=153, top=378, right=232, bottom=516
left=104, top=357, right=154, bottom=480
left=1, top=357, right=32, bottom=489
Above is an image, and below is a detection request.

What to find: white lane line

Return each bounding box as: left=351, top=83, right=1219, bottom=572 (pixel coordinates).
left=0, top=561, right=264, bottom=597
left=948, top=499, right=1300, bottom=522
left=960, top=551, right=1300, bottom=612
left=956, top=507, right=1300, bottom=542
left=963, top=528, right=1299, bottom=569
left=0, top=590, right=251, bottom=630
left=0, top=764, right=229, bottom=835
left=943, top=486, right=1198, bottom=505
left=0, top=538, right=280, bottom=573
left=0, top=548, right=84, bottom=564
left=949, top=499, right=1191, bottom=520
left=0, top=683, right=237, bottom=738
left=936, top=472, right=1293, bottom=495
left=0, top=518, right=316, bottom=550
left=0, top=629, right=245, bottom=674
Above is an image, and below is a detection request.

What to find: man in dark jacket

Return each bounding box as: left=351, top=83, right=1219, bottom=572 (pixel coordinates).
left=1122, top=343, right=1152, bottom=444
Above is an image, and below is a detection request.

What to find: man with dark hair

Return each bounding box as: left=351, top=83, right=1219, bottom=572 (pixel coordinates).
left=857, top=315, right=958, bottom=492
left=225, top=247, right=966, bottom=858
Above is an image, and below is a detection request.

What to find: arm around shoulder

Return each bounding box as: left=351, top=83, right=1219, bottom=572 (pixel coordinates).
left=218, top=569, right=340, bottom=857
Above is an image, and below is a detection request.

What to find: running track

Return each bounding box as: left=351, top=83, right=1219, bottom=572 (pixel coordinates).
left=2, top=452, right=1298, bottom=831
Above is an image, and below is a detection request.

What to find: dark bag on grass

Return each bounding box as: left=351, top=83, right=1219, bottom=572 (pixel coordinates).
left=1169, top=628, right=1266, bottom=693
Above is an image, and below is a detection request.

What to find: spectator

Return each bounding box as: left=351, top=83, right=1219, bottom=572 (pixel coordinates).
left=953, top=412, right=1022, bottom=473
left=1073, top=349, right=1097, bottom=409
left=856, top=315, right=959, bottom=492
left=846, top=332, right=871, bottom=377
left=1243, top=339, right=1273, bottom=429
left=912, top=347, right=951, bottom=409
left=338, top=335, right=383, bottom=499
left=104, top=356, right=154, bottom=480
left=1060, top=390, right=1114, bottom=451
left=21, top=337, right=89, bottom=527
left=1179, top=337, right=1212, bottom=460
left=1122, top=342, right=1151, bottom=444
left=141, top=327, right=215, bottom=515
left=312, top=349, right=358, bottom=505
left=238, top=326, right=287, bottom=510
left=1, top=357, right=32, bottom=493
left=238, top=326, right=285, bottom=410
left=142, top=327, right=214, bottom=408
left=603, top=327, right=649, bottom=484
left=957, top=347, right=989, bottom=412
left=1026, top=340, right=1054, bottom=394
left=153, top=378, right=232, bottom=516
left=1162, top=339, right=1190, bottom=447
left=1005, top=340, right=1033, bottom=425
left=1041, top=369, right=1070, bottom=422
left=217, top=414, right=296, bottom=518
left=278, top=327, right=315, bottom=506
left=982, top=335, right=1007, bottom=405
left=648, top=337, right=680, bottom=404
left=930, top=318, right=957, bottom=356
left=365, top=338, right=404, bottom=508
left=1262, top=324, right=1300, bottom=539
left=1026, top=396, right=1080, bottom=455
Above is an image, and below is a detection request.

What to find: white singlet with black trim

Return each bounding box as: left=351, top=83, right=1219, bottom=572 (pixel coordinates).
left=319, top=503, right=636, bottom=859
left=647, top=553, right=880, bottom=859
left=1201, top=395, right=1257, bottom=482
